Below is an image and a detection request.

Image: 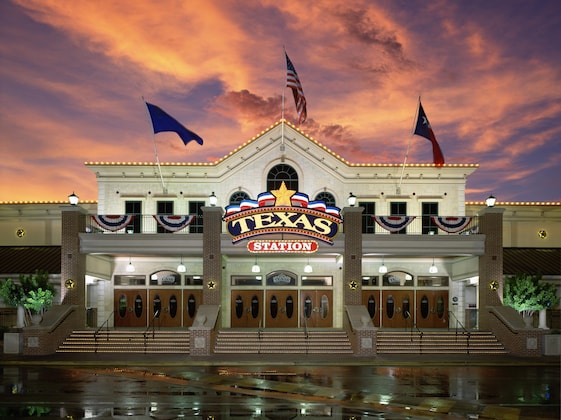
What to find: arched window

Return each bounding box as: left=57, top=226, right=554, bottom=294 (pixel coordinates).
left=229, top=191, right=250, bottom=205
left=267, top=164, right=298, bottom=191
left=314, top=192, right=336, bottom=207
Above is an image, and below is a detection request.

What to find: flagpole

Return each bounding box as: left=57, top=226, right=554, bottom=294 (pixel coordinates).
left=142, top=97, right=167, bottom=194
left=281, top=46, right=286, bottom=152
left=398, top=96, right=420, bottom=194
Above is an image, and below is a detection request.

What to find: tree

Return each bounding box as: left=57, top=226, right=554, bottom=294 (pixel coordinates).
left=0, top=270, right=55, bottom=325
left=503, top=273, right=560, bottom=318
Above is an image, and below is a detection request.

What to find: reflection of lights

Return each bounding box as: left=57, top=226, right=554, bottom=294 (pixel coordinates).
left=379, top=394, right=391, bottom=405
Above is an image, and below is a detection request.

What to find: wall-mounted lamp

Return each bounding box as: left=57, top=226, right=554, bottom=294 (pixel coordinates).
left=177, top=257, right=186, bottom=273
left=209, top=192, right=217, bottom=206
left=485, top=195, right=496, bottom=207
left=126, top=257, right=135, bottom=273
left=429, top=258, right=438, bottom=274
left=68, top=192, right=79, bottom=206
left=348, top=192, right=357, bottom=207
left=378, top=258, right=388, bottom=274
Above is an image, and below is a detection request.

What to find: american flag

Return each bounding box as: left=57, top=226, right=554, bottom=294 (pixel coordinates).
left=285, top=52, right=307, bottom=124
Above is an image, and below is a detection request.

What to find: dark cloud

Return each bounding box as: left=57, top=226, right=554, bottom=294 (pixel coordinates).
left=213, top=90, right=281, bottom=121
left=337, top=8, right=409, bottom=64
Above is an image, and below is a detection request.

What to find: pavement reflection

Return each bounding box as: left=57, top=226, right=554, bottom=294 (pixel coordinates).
left=1, top=364, right=559, bottom=418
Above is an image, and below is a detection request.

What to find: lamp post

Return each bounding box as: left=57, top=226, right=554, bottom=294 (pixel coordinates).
left=347, top=192, right=357, bottom=207
left=485, top=195, right=496, bottom=207
left=209, top=192, right=217, bottom=206
left=68, top=192, right=79, bottom=206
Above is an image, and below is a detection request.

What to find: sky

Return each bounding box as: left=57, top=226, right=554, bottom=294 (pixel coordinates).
left=1, top=0, right=560, bottom=203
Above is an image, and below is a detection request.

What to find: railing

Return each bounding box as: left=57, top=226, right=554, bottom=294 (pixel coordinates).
left=85, top=214, right=479, bottom=236
left=257, top=319, right=262, bottom=354
left=86, top=215, right=202, bottom=235
left=303, top=315, right=309, bottom=355
left=143, top=310, right=160, bottom=353
left=448, top=310, right=471, bottom=354
left=405, top=310, right=423, bottom=353
left=94, top=311, right=114, bottom=353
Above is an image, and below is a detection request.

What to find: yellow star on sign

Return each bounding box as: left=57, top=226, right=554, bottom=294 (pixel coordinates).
left=348, top=280, right=358, bottom=290
left=207, top=281, right=216, bottom=289
left=271, top=181, right=295, bottom=206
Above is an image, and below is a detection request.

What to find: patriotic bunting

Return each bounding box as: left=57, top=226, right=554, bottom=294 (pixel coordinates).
left=93, top=215, right=134, bottom=231
left=373, top=216, right=416, bottom=232
left=431, top=216, right=473, bottom=233
left=153, top=215, right=195, bottom=232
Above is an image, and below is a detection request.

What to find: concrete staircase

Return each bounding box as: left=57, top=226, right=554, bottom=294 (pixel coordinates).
left=214, top=329, right=353, bottom=354
left=376, top=330, right=508, bottom=354
left=56, top=329, right=190, bottom=354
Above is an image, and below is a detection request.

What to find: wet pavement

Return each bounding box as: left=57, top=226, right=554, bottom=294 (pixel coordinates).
left=1, top=353, right=559, bottom=419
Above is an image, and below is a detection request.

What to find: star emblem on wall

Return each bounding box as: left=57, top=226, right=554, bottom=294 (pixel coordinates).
left=271, top=181, right=295, bottom=206
left=207, top=281, right=216, bottom=289
left=348, top=280, right=358, bottom=290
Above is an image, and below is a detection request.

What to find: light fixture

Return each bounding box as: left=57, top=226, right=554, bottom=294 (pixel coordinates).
left=429, top=258, right=438, bottom=274
left=68, top=192, right=79, bottom=205
left=126, top=257, right=135, bottom=273
left=348, top=192, right=357, bottom=207
left=378, top=258, right=388, bottom=274
left=251, top=257, right=260, bottom=273
left=177, top=257, right=186, bottom=273
left=304, top=258, right=313, bottom=273
left=485, top=194, right=496, bottom=207
left=209, top=192, right=217, bottom=206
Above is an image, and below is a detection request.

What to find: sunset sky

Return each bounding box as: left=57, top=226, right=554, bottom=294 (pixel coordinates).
left=1, top=0, right=560, bottom=203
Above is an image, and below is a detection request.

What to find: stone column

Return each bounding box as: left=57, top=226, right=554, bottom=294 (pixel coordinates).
left=342, top=206, right=364, bottom=306
left=60, top=205, right=87, bottom=327
left=202, top=206, right=224, bottom=305
left=477, top=207, right=504, bottom=330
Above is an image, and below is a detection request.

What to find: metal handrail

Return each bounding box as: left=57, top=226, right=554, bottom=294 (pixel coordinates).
left=94, top=311, right=114, bottom=353
left=404, top=310, right=423, bottom=353
left=257, top=319, right=262, bottom=354
left=303, top=315, right=309, bottom=355
left=143, top=310, right=160, bottom=353
left=448, top=310, right=471, bottom=354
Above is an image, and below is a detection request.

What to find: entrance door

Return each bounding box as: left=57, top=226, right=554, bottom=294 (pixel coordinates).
left=362, top=290, right=380, bottom=327
left=381, top=290, right=413, bottom=328
left=266, top=290, right=298, bottom=328
left=114, top=290, right=147, bottom=328
left=149, top=290, right=181, bottom=327
left=183, top=289, right=203, bottom=327
left=231, top=290, right=262, bottom=328
left=300, top=290, right=333, bottom=328
left=416, top=291, right=449, bottom=328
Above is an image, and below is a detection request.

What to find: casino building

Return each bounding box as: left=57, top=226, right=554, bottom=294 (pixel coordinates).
left=1, top=120, right=560, bottom=357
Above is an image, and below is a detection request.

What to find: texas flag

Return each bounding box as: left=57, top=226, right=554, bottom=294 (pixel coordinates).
left=413, top=101, right=445, bottom=167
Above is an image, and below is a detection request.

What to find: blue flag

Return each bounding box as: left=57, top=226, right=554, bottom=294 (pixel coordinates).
left=145, top=102, right=203, bottom=146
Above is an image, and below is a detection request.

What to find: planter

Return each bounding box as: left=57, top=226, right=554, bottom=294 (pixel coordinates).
left=522, top=314, right=533, bottom=328
left=30, top=314, right=43, bottom=325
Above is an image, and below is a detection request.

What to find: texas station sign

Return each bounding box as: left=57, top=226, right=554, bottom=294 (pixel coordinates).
left=224, top=182, right=342, bottom=247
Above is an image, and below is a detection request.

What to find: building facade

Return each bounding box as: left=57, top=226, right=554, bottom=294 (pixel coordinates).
left=1, top=120, right=560, bottom=356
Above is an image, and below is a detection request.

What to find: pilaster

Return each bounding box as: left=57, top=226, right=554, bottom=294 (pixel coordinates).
left=342, top=206, right=364, bottom=305
left=60, top=205, right=87, bottom=327
left=202, top=206, right=224, bottom=305
left=477, top=207, right=505, bottom=330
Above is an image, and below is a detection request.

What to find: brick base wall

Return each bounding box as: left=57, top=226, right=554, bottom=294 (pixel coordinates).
left=489, top=310, right=545, bottom=357
left=22, top=307, right=81, bottom=356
